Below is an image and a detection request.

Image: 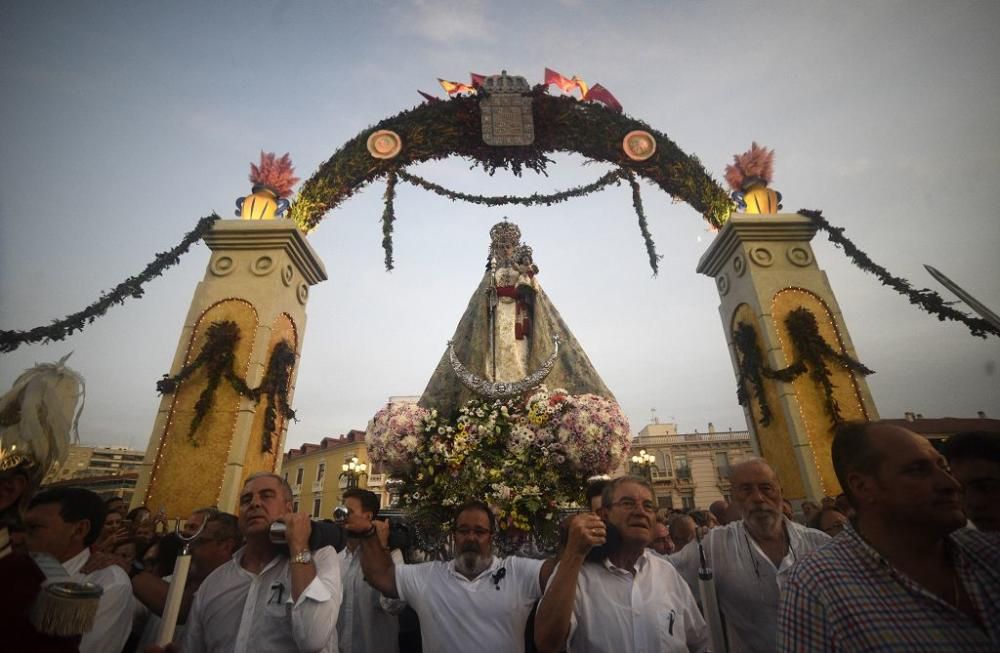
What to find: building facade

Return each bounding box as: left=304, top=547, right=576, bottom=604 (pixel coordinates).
left=281, top=430, right=375, bottom=519
left=42, top=444, right=146, bottom=504
left=622, top=422, right=755, bottom=510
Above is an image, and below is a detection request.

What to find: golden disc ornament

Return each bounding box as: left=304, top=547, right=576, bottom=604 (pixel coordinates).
left=367, top=130, right=402, bottom=159
left=622, top=130, right=656, bottom=161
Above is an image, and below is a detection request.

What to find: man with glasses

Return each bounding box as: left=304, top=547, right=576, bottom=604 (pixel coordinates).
left=670, top=457, right=829, bottom=653
left=348, top=499, right=555, bottom=653
left=535, top=476, right=708, bottom=652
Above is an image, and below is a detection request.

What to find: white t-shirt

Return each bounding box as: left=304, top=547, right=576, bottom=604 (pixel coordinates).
left=184, top=545, right=342, bottom=653
left=670, top=519, right=829, bottom=653
left=394, top=555, right=544, bottom=653
left=63, top=548, right=133, bottom=653
left=543, top=551, right=709, bottom=653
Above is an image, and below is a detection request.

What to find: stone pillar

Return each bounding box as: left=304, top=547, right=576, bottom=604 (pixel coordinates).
left=696, top=214, right=878, bottom=502
left=132, top=220, right=327, bottom=516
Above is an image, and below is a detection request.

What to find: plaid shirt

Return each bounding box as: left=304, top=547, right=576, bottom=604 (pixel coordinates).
left=777, top=522, right=1000, bottom=652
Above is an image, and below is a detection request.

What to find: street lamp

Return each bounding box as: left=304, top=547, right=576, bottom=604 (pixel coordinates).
left=631, top=449, right=656, bottom=483
left=340, top=456, right=368, bottom=489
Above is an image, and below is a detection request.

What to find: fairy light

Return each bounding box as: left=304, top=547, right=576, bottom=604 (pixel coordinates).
left=770, top=287, right=870, bottom=497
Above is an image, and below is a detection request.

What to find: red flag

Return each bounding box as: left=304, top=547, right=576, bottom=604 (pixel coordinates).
left=417, top=90, right=441, bottom=103
left=583, top=83, right=622, bottom=112
left=470, top=72, right=487, bottom=88
left=438, top=78, right=475, bottom=95
left=544, top=67, right=578, bottom=94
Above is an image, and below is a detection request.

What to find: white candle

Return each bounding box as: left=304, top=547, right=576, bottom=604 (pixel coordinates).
left=157, top=553, right=192, bottom=645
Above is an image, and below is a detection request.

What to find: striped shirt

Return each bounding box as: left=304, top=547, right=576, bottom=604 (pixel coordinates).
left=777, top=522, right=1000, bottom=652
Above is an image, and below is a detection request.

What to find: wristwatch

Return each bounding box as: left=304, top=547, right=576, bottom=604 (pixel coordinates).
left=290, top=550, right=313, bottom=565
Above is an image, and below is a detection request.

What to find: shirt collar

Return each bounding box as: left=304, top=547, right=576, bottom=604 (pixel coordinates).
left=62, top=547, right=91, bottom=576
left=601, top=549, right=650, bottom=575
left=232, top=546, right=284, bottom=576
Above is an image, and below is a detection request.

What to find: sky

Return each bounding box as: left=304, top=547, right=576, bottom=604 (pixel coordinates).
left=1, top=1, right=998, bottom=452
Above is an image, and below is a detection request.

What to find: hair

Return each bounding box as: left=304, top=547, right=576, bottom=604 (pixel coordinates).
left=808, top=507, right=845, bottom=532
left=127, top=506, right=150, bottom=521
left=940, top=431, right=1000, bottom=465
left=206, top=512, right=242, bottom=548
left=343, top=488, right=380, bottom=518
left=600, top=475, right=655, bottom=511
left=727, top=456, right=780, bottom=486
left=151, top=533, right=183, bottom=577
left=451, top=500, right=497, bottom=533
left=585, top=479, right=609, bottom=505
left=831, top=421, right=888, bottom=508
left=104, top=496, right=124, bottom=506
left=28, top=487, right=107, bottom=547
left=667, top=513, right=696, bottom=540
left=192, top=506, right=220, bottom=519
left=690, top=510, right=713, bottom=528
left=243, top=472, right=294, bottom=501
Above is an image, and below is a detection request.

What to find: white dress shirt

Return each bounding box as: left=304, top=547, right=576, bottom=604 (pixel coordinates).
left=395, top=555, right=544, bottom=653
left=63, top=547, right=133, bottom=653
left=543, top=550, right=709, bottom=653
left=670, top=519, right=829, bottom=653
left=183, top=545, right=342, bottom=653
left=338, top=546, right=405, bottom=653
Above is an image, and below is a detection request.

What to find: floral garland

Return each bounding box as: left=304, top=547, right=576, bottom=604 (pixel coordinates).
left=0, top=214, right=221, bottom=354
left=156, top=320, right=297, bottom=448
left=733, top=309, right=873, bottom=427
left=291, top=89, right=733, bottom=250
left=368, top=386, right=631, bottom=548
left=800, top=209, right=1000, bottom=339
left=733, top=322, right=805, bottom=426
left=383, top=167, right=662, bottom=273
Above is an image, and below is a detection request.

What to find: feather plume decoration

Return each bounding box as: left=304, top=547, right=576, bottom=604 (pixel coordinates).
left=0, top=353, right=85, bottom=486
left=724, top=142, right=775, bottom=191
left=249, top=151, right=300, bottom=198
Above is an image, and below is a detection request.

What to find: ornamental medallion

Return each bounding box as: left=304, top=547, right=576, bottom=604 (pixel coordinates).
left=480, top=71, right=534, bottom=146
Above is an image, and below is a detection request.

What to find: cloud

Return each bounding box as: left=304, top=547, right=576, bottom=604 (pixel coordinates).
left=402, top=0, right=493, bottom=43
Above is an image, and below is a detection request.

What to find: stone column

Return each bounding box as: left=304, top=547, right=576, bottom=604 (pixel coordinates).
left=696, top=214, right=878, bottom=502
left=132, top=220, right=327, bottom=515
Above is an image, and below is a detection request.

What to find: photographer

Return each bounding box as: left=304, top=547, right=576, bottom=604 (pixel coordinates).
left=182, top=472, right=342, bottom=653
left=338, top=489, right=407, bottom=653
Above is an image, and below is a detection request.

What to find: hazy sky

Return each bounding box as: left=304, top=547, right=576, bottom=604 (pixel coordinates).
left=1, top=1, right=998, bottom=452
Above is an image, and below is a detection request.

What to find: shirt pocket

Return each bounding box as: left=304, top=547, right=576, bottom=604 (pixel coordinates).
left=656, top=608, right=688, bottom=652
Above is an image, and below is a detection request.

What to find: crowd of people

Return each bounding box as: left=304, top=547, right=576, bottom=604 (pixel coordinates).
left=2, top=423, right=997, bottom=652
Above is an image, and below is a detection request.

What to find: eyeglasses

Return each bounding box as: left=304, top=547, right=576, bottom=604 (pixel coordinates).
left=454, top=527, right=492, bottom=537
left=609, top=497, right=657, bottom=513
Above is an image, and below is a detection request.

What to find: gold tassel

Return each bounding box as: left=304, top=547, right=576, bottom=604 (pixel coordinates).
left=30, top=581, right=103, bottom=637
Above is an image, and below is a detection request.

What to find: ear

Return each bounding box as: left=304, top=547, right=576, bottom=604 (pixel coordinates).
left=846, top=471, right=877, bottom=506
left=72, top=518, right=92, bottom=545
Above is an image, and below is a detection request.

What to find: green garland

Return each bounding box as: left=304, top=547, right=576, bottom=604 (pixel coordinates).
left=156, top=320, right=297, bottom=449
left=733, top=322, right=805, bottom=426
left=800, top=209, right=1000, bottom=339
left=733, top=308, right=873, bottom=428
left=381, top=169, right=398, bottom=270
left=624, top=170, right=663, bottom=274
left=291, top=89, right=733, bottom=253
left=0, top=214, right=221, bottom=354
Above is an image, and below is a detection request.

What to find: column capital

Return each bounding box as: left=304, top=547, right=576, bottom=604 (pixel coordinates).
left=696, top=214, right=818, bottom=278
left=203, top=219, right=328, bottom=286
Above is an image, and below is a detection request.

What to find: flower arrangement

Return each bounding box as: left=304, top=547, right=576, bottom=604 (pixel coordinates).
left=724, top=142, right=775, bottom=192
left=369, top=386, right=631, bottom=545
left=250, top=151, right=300, bottom=198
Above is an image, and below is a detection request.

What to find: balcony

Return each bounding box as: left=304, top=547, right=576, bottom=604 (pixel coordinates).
left=312, top=480, right=325, bottom=493
left=675, top=466, right=692, bottom=482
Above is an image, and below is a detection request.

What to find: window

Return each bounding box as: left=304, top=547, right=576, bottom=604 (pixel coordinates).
left=312, top=498, right=322, bottom=518
left=656, top=450, right=671, bottom=476
left=295, top=467, right=303, bottom=485
left=657, top=494, right=674, bottom=509
left=317, top=462, right=326, bottom=483
left=681, top=495, right=695, bottom=510
left=715, top=451, right=730, bottom=479
left=292, top=501, right=299, bottom=513
left=674, top=454, right=691, bottom=480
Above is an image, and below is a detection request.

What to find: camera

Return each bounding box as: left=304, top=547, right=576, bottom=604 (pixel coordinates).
left=269, top=520, right=347, bottom=553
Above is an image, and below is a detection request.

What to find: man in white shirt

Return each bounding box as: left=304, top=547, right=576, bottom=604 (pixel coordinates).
left=670, top=457, right=829, bottom=653
left=348, top=499, right=555, bottom=653
left=337, top=488, right=406, bottom=653
left=535, top=476, right=709, bottom=653
left=24, top=487, right=133, bottom=653
left=183, top=472, right=343, bottom=653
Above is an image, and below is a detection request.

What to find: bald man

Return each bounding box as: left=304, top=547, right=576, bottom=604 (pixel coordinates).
left=779, top=422, right=1000, bottom=652
left=670, top=457, right=829, bottom=653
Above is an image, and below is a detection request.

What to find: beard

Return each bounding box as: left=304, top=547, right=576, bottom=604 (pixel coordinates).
left=745, top=508, right=781, bottom=533
left=454, top=547, right=492, bottom=577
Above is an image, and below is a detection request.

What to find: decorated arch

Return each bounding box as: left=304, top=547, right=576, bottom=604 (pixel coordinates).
left=290, top=82, right=734, bottom=273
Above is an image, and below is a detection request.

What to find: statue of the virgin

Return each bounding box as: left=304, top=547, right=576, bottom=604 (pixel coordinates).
left=419, top=220, right=614, bottom=416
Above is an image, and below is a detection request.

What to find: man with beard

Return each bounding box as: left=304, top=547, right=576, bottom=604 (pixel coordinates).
left=778, top=422, right=1000, bottom=651
left=349, top=499, right=555, bottom=653
left=670, top=457, right=829, bottom=653
left=534, top=476, right=707, bottom=652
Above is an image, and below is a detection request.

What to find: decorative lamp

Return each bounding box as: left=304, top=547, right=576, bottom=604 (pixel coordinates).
left=724, top=142, right=783, bottom=215
left=236, top=151, right=299, bottom=221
